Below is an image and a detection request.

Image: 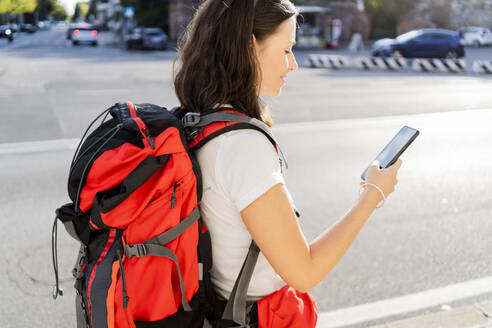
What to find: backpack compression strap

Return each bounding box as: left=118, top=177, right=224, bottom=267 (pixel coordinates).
left=124, top=207, right=201, bottom=312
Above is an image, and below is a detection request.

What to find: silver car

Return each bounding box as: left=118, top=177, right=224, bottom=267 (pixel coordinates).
left=70, top=24, right=98, bottom=46
left=459, top=26, right=492, bottom=47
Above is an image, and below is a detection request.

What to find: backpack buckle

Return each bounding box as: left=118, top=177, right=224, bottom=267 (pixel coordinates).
left=72, top=245, right=87, bottom=279
left=182, top=112, right=201, bottom=127
left=125, top=243, right=147, bottom=258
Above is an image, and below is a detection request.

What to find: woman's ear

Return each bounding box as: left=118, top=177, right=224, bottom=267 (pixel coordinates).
left=251, top=34, right=259, bottom=53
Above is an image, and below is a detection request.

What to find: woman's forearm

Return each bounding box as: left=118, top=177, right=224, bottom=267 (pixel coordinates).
left=302, top=188, right=381, bottom=291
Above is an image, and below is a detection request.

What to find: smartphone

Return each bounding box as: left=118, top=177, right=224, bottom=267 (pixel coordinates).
left=361, top=126, right=419, bottom=180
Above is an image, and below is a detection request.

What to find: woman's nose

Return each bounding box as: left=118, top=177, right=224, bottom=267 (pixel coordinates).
left=289, top=53, right=298, bottom=71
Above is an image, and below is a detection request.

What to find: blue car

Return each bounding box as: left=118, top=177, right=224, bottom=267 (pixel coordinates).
left=372, top=29, right=465, bottom=59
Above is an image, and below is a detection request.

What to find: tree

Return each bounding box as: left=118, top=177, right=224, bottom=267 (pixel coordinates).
left=72, top=2, right=81, bottom=21
left=87, top=0, right=100, bottom=21
left=119, top=0, right=170, bottom=31
left=36, top=0, right=57, bottom=19
left=72, top=1, right=89, bottom=21
left=0, top=0, right=36, bottom=14
left=0, top=0, right=14, bottom=14
left=52, top=3, right=67, bottom=20
left=15, top=0, right=36, bottom=13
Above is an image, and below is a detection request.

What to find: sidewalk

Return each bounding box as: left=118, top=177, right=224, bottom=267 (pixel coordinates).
left=367, top=301, right=492, bottom=328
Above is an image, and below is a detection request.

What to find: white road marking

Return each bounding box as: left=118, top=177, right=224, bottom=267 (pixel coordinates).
left=274, top=107, right=492, bottom=133
left=317, top=275, right=492, bottom=327
left=0, top=138, right=79, bottom=155
left=1, top=107, right=492, bottom=155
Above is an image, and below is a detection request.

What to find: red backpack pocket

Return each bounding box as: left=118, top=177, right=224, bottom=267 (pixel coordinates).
left=257, top=286, right=318, bottom=328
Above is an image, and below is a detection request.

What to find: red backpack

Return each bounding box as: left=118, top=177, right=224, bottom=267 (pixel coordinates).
left=52, top=101, right=317, bottom=328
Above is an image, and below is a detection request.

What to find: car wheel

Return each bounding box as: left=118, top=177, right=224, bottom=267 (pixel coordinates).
left=445, top=50, right=458, bottom=59
left=92, top=41, right=98, bottom=47
left=8, top=37, right=13, bottom=43
left=390, top=49, right=404, bottom=58
left=473, top=40, right=481, bottom=47
left=73, top=41, right=79, bottom=46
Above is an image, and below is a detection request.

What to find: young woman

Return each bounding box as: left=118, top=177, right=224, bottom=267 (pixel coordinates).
left=174, top=0, right=402, bottom=325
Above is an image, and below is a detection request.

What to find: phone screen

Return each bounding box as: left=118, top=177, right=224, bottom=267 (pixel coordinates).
left=361, top=126, right=419, bottom=180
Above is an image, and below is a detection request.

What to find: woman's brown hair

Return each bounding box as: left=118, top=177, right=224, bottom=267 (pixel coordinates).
left=173, top=0, right=298, bottom=125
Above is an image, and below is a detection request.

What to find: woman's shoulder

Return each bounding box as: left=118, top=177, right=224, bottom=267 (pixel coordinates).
left=197, top=128, right=276, bottom=154
left=195, top=128, right=279, bottom=176
left=218, top=128, right=276, bottom=152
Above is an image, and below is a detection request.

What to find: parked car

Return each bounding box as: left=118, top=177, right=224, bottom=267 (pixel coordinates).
left=37, top=21, right=52, bottom=30
left=9, top=23, right=19, bottom=33
left=20, top=23, right=37, bottom=33
left=126, top=27, right=168, bottom=50
left=458, top=27, right=492, bottom=47
left=372, top=29, right=465, bottom=59
left=93, top=23, right=109, bottom=32
left=0, top=26, right=14, bottom=42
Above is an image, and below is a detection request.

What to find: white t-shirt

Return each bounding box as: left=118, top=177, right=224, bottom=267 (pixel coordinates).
left=195, top=128, right=287, bottom=301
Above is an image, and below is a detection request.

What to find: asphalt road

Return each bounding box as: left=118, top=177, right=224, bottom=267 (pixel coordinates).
left=2, top=28, right=492, bottom=144
left=1, top=28, right=492, bottom=327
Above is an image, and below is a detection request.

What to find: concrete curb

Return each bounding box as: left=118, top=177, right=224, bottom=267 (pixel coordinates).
left=303, top=53, right=492, bottom=75
left=316, top=274, right=492, bottom=328
left=368, top=301, right=492, bottom=328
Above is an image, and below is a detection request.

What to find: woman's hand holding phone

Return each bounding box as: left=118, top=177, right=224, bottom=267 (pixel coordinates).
left=359, top=159, right=403, bottom=206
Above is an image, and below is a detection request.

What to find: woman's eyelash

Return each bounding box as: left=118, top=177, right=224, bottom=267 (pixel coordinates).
left=285, top=50, right=291, bottom=54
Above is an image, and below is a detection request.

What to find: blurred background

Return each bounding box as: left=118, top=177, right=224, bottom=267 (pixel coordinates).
left=1, top=0, right=492, bottom=327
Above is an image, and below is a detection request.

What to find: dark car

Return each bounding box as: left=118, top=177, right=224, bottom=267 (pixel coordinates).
left=0, top=25, right=14, bottom=42
left=372, top=29, right=465, bottom=59
left=9, top=24, right=19, bottom=33
left=126, top=27, right=168, bottom=50
left=20, top=23, right=37, bottom=33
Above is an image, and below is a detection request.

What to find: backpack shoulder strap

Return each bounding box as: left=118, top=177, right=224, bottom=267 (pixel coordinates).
left=186, top=111, right=276, bottom=149
left=185, top=110, right=288, bottom=170
left=221, top=240, right=260, bottom=326
left=184, top=110, right=288, bottom=326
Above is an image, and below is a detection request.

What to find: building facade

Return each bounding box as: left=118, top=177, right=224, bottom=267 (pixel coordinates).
left=398, top=0, right=492, bottom=35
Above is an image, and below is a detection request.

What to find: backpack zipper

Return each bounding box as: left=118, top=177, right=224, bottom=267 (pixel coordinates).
left=171, top=182, right=180, bottom=209
left=126, top=101, right=155, bottom=150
